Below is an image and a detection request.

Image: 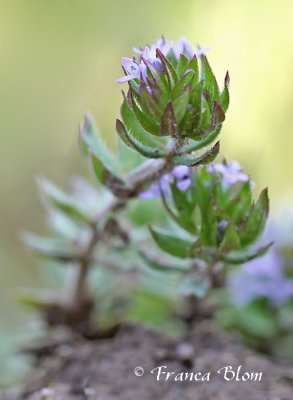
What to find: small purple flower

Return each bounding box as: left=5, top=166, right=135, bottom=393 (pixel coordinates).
left=173, top=37, right=210, bottom=60
left=139, top=165, right=191, bottom=199
left=218, top=220, right=229, bottom=231
left=117, top=37, right=172, bottom=85
left=171, top=165, right=192, bottom=191
left=116, top=57, right=147, bottom=84
left=207, top=161, right=250, bottom=188
left=229, top=250, right=293, bottom=308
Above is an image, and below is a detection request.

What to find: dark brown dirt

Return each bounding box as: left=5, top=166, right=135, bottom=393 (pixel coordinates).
left=2, top=321, right=293, bottom=400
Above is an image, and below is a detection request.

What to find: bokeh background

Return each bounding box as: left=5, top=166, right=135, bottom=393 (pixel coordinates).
left=0, top=0, right=293, bottom=384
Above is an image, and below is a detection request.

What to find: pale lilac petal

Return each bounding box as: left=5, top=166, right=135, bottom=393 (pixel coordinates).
left=171, top=165, right=190, bottom=180
left=171, top=166, right=192, bottom=191
left=173, top=37, right=195, bottom=59
left=196, top=46, right=211, bottom=57
left=139, top=184, right=160, bottom=199
left=121, top=57, right=135, bottom=71
left=151, top=59, right=163, bottom=72
left=208, top=161, right=250, bottom=188
left=133, top=47, right=143, bottom=55
left=177, top=178, right=191, bottom=191
left=116, top=75, right=135, bottom=84
left=229, top=250, right=293, bottom=308
left=218, top=220, right=228, bottom=231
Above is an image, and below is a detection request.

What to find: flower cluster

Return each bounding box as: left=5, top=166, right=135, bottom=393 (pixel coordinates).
left=117, top=37, right=209, bottom=85
left=116, top=36, right=229, bottom=165
left=229, top=250, right=293, bottom=307
left=139, top=165, right=191, bottom=199
left=207, top=161, right=250, bottom=188
left=146, top=161, right=270, bottom=266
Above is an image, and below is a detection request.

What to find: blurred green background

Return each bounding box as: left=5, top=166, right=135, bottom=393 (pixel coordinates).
left=0, top=0, right=293, bottom=378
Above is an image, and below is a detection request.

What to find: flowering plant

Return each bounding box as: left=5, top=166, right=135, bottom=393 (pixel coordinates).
left=20, top=37, right=270, bottom=333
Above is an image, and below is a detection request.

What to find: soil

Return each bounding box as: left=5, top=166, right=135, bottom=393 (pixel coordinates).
left=2, top=321, right=293, bottom=400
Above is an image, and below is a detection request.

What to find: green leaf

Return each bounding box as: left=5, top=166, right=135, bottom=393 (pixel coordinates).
left=172, top=85, right=191, bottom=126
left=180, top=276, right=210, bottom=298
left=21, top=231, right=79, bottom=260
left=223, top=241, right=273, bottom=264
left=226, top=181, right=252, bottom=224
left=191, top=204, right=202, bottom=235
left=187, top=55, right=199, bottom=89
left=196, top=92, right=212, bottom=131
left=185, top=124, right=222, bottom=153
left=176, top=54, right=188, bottom=77
left=130, top=89, right=160, bottom=135
left=174, top=141, right=220, bottom=166
left=160, top=101, right=178, bottom=137
left=220, top=223, right=241, bottom=252
left=239, top=188, right=269, bottom=246
left=17, top=289, right=59, bottom=310
left=202, top=56, right=220, bottom=102
left=220, top=71, right=230, bottom=112
left=149, top=226, right=194, bottom=258
left=38, top=176, right=89, bottom=223
left=140, top=249, right=191, bottom=273
left=171, top=70, right=194, bottom=100
left=140, top=81, right=162, bottom=120
left=116, top=119, right=166, bottom=159
left=211, top=101, right=225, bottom=129
left=156, top=48, right=178, bottom=89
left=200, top=196, right=218, bottom=246
left=80, top=113, right=123, bottom=182
left=89, top=151, right=125, bottom=188
left=118, top=95, right=168, bottom=157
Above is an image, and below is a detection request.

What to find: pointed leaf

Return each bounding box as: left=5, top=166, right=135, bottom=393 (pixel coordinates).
left=196, top=92, right=212, bottom=131
left=200, top=196, right=218, bottom=246
left=220, top=223, right=241, bottom=252
left=160, top=101, right=178, bottom=137
left=130, top=89, right=160, bottom=135
left=223, top=242, right=273, bottom=264
left=120, top=95, right=167, bottom=152
left=140, top=249, right=191, bottom=273
left=89, top=150, right=125, bottom=188
left=116, top=119, right=166, bottom=159
left=171, top=69, right=194, bottom=100
left=180, top=276, right=210, bottom=298
left=220, top=71, right=230, bottom=112
left=141, top=56, right=169, bottom=94
left=187, top=55, right=199, bottom=88
left=239, top=188, right=269, bottom=246
left=191, top=204, right=202, bottom=235
left=150, top=226, right=194, bottom=258
left=21, top=231, right=79, bottom=260
left=38, top=176, right=89, bottom=223
left=156, top=48, right=178, bottom=89
left=174, top=141, right=220, bottom=166
left=17, top=289, right=60, bottom=310
left=140, top=80, right=162, bottom=120
left=172, top=85, right=191, bottom=126
left=185, top=124, right=222, bottom=153
left=202, top=56, right=220, bottom=101
left=80, top=113, right=123, bottom=182
left=211, top=101, right=225, bottom=129
left=176, top=54, right=188, bottom=77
